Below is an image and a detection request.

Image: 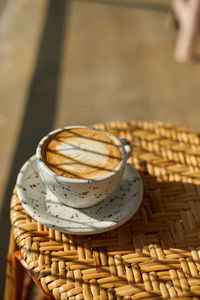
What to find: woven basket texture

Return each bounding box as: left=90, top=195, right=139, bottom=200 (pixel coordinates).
left=10, top=121, right=200, bottom=299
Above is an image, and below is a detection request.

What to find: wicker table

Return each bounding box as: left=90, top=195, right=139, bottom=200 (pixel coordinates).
left=9, top=121, right=200, bottom=299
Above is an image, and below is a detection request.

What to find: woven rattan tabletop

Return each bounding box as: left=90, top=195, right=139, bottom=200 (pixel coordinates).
left=10, top=120, right=200, bottom=299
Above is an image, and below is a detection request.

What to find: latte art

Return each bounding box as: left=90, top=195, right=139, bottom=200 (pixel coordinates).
left=56, top=139, right=112, bottom=173
left=42, top=128, right=123, bottom=179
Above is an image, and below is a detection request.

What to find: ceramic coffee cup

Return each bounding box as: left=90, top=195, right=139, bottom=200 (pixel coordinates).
left=36, top=126, right=132, bottom=208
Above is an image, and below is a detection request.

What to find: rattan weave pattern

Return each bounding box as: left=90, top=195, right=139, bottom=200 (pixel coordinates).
left=10, top=121, right=200, bottom=299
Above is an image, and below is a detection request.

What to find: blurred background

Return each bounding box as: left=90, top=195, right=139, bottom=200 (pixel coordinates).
left=1, top=0, right=200, bottom=298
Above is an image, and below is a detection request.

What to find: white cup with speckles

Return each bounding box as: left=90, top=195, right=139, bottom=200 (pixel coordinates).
left=36, top=126, right=132, bottom=208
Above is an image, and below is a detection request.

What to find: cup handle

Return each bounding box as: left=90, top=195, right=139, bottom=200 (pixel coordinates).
left=119, top=137, right=133, bottom=160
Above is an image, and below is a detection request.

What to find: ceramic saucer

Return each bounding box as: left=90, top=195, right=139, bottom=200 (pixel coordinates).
left=17, top=155, right=143, bottom=235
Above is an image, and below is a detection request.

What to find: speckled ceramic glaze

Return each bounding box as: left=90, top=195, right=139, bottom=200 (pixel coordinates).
left=17, top=155, right=143, bottom=235
left=36, top=126, right=132, bottom=208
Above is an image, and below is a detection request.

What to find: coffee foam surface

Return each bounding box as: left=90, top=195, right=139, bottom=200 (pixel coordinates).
left=42, top=128, right=123, bottom=179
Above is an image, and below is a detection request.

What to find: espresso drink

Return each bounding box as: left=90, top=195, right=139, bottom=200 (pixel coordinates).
left=42, top=127, right=123, bottom=179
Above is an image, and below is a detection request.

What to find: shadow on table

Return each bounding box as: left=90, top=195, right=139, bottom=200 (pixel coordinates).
left=9, top=170, right=200, bottom=298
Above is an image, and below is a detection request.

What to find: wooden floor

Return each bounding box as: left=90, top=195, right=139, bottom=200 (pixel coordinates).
left=1, top=0, right=200, bottom=298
